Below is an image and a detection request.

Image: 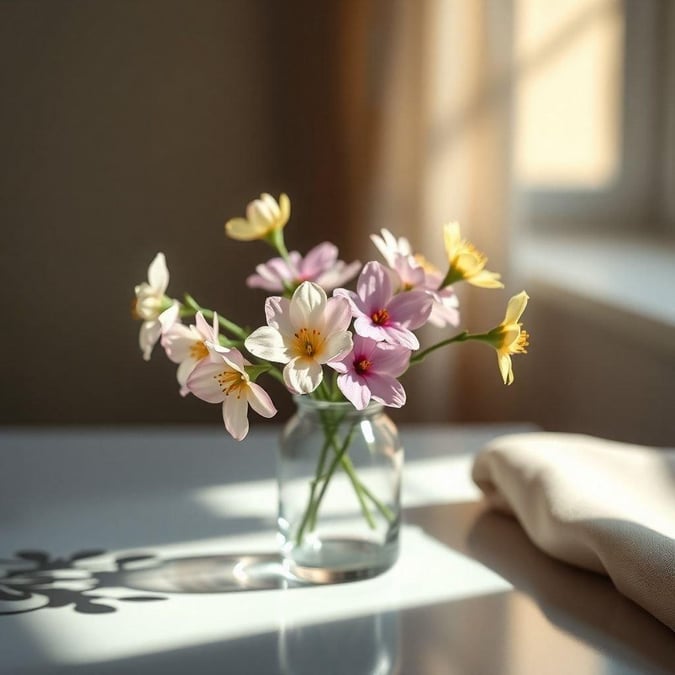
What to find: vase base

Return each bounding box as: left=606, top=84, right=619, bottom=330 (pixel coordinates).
left=284, top=538, right=398, bottom=584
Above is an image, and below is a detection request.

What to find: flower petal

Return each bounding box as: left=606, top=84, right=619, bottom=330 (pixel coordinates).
left=278, top=193, right=291, bottom=227
left=503, top=291, right=529, bottom=324
left=161, top=324, right=198, bottom=363
left=218, top=347, right=247, bottom=373
left=501, top=325, right=522, bottom=350
left=299, top=242, right=338, bottom=277
left=353, top=316, right=392, bottom=343
left=317, top=330, right=353, bottom=364
left=176, top=357, right=198, bottom=395
left=186, top=361, right=227, bottom=403
left=245, top=326, right=289, bottom=363
left=357, top=261, right=392, bottom=310
left=379, top=323, right=420, bottom=350
left=225, top=217, right=268, bottom=241
left=147, top=252, right=169, bottom=294
left=323, top=296, right=352, bottom=333
left=316, top=260, right=361, bottom=291
left=283, top=356, right=323, bottom=394
left=264, top=296, right=293, bottom=334
left=194, top=311, right=216, bottom=342
left=246, top=382, right=277, bottom=419
left=249, top=198, right=274, bottom=230
left=372, top=342, right=410, bottom=377
left=387, top=290, right=433, bottom=329
left=333, top=288, right=364, bottom=317
left=468, top=269, right=503, bottom=289
left=498, top=353, right=514, bottom=385
left=158, top=302, right=180, bottom=333
left=367, top=373, right=406, bottom=408
left=337, top=372, right=371, bottom=410
left=139, top=321, right=162, bottom=361
left=351, top=335, right=378, bottom=361
left=443, top=222, right=461, bottom=259
left=428, top=289, right=460, bottom=327
left=290, top=282, right=327, bottom=329
left=223, top=394, right=249, bottom=440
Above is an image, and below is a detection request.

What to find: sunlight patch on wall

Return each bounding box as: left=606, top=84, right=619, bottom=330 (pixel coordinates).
left=514, top=0, right=624, bottom=189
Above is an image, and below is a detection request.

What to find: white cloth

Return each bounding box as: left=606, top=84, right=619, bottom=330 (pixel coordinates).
left=471, top=432, right=675, bottom=631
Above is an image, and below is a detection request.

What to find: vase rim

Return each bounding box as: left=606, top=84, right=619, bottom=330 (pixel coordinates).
left=292, top=395, right=384, bottom=414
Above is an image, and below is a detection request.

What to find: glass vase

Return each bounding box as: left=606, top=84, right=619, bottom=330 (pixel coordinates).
left=278, top=396, right=403, bottom=583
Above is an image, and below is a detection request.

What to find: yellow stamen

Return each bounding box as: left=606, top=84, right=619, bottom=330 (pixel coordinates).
left=190, top=340, right=209, bottom=361
left=292, top=327, right=323, bottom=359
left=214, top=370, right=247, bottom=398
left=514, top=330, right=529, bottom=354
left=371, top=308, right=390, bottom=325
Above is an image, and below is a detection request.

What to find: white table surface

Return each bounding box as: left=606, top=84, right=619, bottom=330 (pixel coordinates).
left=0, top=425, right=672, bottom=675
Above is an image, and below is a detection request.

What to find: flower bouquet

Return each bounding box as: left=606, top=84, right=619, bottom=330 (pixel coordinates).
left=132, top=193, right=529, bottom=580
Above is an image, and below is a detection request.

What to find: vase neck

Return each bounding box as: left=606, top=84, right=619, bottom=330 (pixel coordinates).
left=293, top=395, right=384, bottom=420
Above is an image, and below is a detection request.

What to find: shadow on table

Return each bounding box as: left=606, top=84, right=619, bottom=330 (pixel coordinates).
left=465, top=508, right=675, bottom=674
left=0, top=548, right=305, bottom=616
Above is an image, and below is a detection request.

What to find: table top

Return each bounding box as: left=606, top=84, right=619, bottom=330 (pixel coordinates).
left=0, top=425, right=673, bottom=675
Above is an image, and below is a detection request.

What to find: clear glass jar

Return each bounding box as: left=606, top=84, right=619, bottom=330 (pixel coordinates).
left=278, top=396, right=403, bottom=583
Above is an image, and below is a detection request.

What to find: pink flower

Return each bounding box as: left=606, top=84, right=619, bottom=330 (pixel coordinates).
left=160, top=311, right=219, bottom=396
left=247, top=242, right=361, bottom=293
left=333, top=335, right=410, bottom=409
left=334, top=261, right=432, bottom=350
left=392, top=254, right=460, bottom=328
left=372, top=229, right=460, bottom=328
left=186, top=345, right=277, bottom=441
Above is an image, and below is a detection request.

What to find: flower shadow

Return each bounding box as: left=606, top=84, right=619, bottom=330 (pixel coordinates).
left=0, top=547, right=306, bottom=616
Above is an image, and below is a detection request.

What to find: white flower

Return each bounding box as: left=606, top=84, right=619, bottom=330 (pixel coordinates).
left=187, top=346, right=277, bottom=440
left=370, top=228, right=413, bottom=267
left=245, top=281, right=353, bottom=394
left=133, top=252, right=174, bottom=361
left=161, top=311, right=219, bottom=396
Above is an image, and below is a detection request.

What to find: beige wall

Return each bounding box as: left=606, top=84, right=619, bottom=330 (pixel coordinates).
left=0, top=0, right=350, bottom=425
left=476, top=281, right=675, bottom=447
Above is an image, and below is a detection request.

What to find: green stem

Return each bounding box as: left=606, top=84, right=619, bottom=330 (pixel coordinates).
left=409, top=331, right=470, bottom=366
left=181, top=293, right=284, bottom=384
left=330, top=447, right=376, bottom=529
left=267, top=227, right=291, bottom=264
left=294, top=404, right=400, bottom=545
left=440, top=267, right=463, bottom=289
left=183, top=294, right=248, bottom=340
left=307, top=420, right=374, bottom=532
left=346, top=465, right=395, bottom=522
left=295, top=411, right=343, bottom=544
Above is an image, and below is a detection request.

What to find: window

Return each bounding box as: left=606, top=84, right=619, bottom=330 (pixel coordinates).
left=513, top=0, right=672, bottom=235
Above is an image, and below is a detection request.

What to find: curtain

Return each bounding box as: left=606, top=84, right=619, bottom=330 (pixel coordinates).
left=336, top=0, right=516, bottom=422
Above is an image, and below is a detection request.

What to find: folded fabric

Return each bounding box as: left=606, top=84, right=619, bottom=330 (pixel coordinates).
left=471, top=432, right=675, bottom=631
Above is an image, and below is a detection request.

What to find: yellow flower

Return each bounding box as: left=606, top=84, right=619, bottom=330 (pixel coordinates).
left=442, top=222, right=503, bottom=288
left=485, top=291, right=530, bottom=385
left=225, top=193, right=291, bottom=241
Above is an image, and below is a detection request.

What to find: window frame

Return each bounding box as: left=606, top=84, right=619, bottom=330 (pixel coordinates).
left=515, top=0, right=670, bottom=236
